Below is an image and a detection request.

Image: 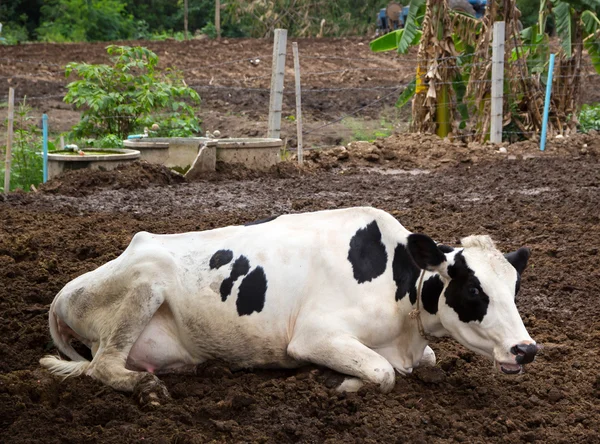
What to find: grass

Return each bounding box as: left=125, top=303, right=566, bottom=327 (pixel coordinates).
left=341, top=117, right=395, bottom=144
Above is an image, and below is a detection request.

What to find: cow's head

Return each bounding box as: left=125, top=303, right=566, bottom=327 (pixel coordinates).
left=408, top=234, right=537, bottom=374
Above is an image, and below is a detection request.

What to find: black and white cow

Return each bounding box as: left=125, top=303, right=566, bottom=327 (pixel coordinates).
left=40, top=207, right=536, bottom=404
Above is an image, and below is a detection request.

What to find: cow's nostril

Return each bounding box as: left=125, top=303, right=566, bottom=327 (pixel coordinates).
left=511, top=343, right=537, bottom=364
left=510, top=345, right=522, bottom=356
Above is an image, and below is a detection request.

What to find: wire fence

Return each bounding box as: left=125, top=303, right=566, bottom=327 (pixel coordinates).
left=0, top=41, right=599, bottom=148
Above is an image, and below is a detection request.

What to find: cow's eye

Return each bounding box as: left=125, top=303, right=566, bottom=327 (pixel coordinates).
left=469, top=287, right=480, bottom=296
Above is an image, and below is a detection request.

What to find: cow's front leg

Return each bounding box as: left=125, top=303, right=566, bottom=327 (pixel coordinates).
left=418, top=345, right=436, bottom=367
left=288, top=334, right=396, bottom=393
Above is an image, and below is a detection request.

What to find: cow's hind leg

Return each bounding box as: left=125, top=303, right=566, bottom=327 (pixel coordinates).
left=85, top=283, right=170, bottom=408
left=288, top=334, right=396, bottom=393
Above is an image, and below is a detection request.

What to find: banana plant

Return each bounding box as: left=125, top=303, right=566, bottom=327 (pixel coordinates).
left=552, top=0, right=600, bottom=73
left=550, top=0, right=600, bottom=131
left=369, top=0, right=426, bottom=54
left=370, top=0, right=482, bottom=137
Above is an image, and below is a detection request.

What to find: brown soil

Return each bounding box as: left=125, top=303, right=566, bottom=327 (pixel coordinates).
left=4, top=38, right=597, bottom=149
left=36, top=161, right=186, bottom=196
left=1, top=136, right=600, bottom=443
left=301, top=131, right=600, bottom=172
left=0, top=38, right=413, bottom=148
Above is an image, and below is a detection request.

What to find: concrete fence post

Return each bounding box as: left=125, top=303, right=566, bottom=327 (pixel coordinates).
left=292, top=42, right=303, bottom=166
left=267, top=29, right=287, bottom=139
left=490, top=21, right=505, bottom=144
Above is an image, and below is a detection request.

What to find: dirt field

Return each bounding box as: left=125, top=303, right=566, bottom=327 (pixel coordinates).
left=1, top=131, right=600, bottom=443
left=0, top=38, right=415, bottom=148
left=2, top=37, right=599, bottom=149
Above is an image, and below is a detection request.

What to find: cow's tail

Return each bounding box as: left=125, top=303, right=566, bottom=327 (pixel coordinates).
left=39, top=296, right=90, bottom=378
left=39, top=355, right=90, bottom=378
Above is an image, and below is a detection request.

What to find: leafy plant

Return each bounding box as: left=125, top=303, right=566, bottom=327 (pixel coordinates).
left=578, top=103, right=600, bottom=132
left=1, top=98, right=43, bottom=192
left=200, top=22, right=218, bottom=39
left=343, top=117, right=394, bottom=143
left=64, top=45, right=201, bottom=140
left=0, top=23, right=29, bottom=45
left=37, top=0, right=136, bottom=42
left=80, top=134, right=125, bottom=148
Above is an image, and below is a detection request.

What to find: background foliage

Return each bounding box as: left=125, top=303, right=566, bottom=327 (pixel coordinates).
left=0, top=99, right=44, bottom=192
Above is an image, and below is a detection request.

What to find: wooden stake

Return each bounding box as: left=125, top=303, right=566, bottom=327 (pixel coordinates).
left=267, top=29, right=287, bottom=139
left=184, top=0, right=189, bottom=40
left=292, top=42, right=303, bottom=166
left=3, top=87, right=14, bottom=194
left=215, top=0, right=221, bottom=39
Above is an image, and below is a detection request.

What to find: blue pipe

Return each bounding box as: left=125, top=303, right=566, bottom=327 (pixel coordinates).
left=42, top=114, right=48, bottom=183
left=540, top=53, right=556, bottom=152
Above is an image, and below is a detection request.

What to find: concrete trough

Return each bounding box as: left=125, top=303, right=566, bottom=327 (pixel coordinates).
left=215, top=138, right=283, bottom=170
left=47, top=148, right=141, bottom=180
left=123, top=137, right=213, bottom=170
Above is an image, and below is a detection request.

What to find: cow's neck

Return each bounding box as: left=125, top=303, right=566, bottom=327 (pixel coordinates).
left=418, top=311, right=448, bottom=338
left=407, top=271, right=449, bottom=341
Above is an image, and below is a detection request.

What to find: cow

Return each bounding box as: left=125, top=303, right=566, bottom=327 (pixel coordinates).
left=40, top=207, right=537, bottom=406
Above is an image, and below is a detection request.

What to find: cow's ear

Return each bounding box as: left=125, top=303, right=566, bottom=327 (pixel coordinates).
left=505, top=247, right=531, bottom=275
left=407, top=233, right=447, bottom=271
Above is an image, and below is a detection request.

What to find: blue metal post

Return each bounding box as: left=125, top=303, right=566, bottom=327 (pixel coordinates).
left=540, top=53, right=556, bottom=152
left=42, top=114, right=48, bottom=182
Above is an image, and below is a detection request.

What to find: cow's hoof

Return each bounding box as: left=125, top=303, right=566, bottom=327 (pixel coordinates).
left=337, top=377, right=365, bottom=392
left=419, top=346, right=437, bottom=368
left=133, top=374, right=170, bottom=409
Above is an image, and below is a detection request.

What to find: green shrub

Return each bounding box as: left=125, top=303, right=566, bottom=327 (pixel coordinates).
left=578, top=103, right=600, bottom=133
left=78, top=134, right=125, bottom=148
left=1, top=99, right=43, bottom=192
left=37, top=0, right=135, bottom=42
left=200, top=22, right=218, bottom=39
left=64, top=45, right=201, bottom=140
left=0, top=23, right=30, bottom=45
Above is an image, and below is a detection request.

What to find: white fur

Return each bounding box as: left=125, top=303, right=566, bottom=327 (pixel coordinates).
left=39, top=356, right=90, bottom=379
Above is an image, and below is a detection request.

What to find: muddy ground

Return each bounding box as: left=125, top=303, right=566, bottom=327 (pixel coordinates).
left=2, top=37, right=600, bottom=149
left=0, top=37, right=414, bottom=148
left=1, top=132, right=600, bottom=443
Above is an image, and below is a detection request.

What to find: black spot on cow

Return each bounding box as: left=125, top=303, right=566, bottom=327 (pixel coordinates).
left=445, top=252, right=489, bottom=323
left=392, top=243, right=419, bottom=303
left=244, top=215, right=279, bottom=226
left=407, top=234, right=446, bottom=270
left=422, top=275, right=444, bottom=315
left=237, top=266, right=268, bottom=316
left=220, top=256, right=250, bottom=301
left=514, top=274, right=521, bottom=297
left=505, top=247, right=530, bottom=297
left=437, top=244, right=455, bottom=254
left=347, top=221, right=388, bottom=284
left=504, top=247, right=531, bottom=276
left=209, top=249, right=234, bottom=269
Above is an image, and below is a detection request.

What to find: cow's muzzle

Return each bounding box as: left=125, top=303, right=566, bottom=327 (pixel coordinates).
left=510, top=343, right=538, bottom=365
left=495, top=343, right=538, bottom=375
